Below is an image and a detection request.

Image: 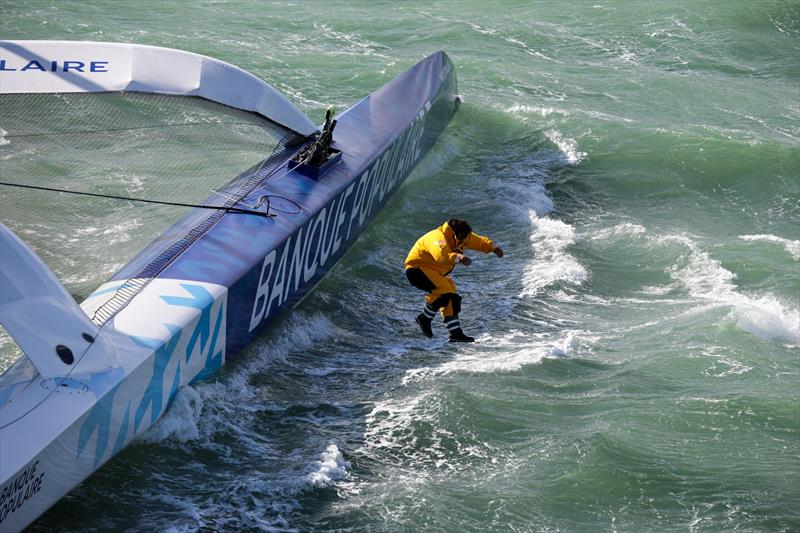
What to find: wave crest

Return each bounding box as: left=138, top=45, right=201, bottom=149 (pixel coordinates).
left=663, top=235, right=799, bottom=344
left=522, top=213, right=587, bottom=297
left=739, top=234, right=800, bottom=261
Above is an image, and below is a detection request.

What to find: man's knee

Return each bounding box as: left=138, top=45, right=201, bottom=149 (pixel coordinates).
left=430, top=292, right=461, bottom=314
left=451, top=293, right=462, bottom=314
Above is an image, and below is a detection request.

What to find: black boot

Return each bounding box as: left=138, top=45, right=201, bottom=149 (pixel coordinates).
left=415, top=303, right=437, bottom=338
left=415, top=313, right=433, bottom=338
left=444, top=315, right=474, bottom=343
left=448, top=328, right=474, bottom=343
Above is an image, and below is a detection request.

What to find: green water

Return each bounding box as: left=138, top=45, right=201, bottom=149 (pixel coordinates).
left=2, top=1, right=798, bottom=531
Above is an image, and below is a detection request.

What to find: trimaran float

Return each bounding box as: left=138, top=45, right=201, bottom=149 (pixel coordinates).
left=0, top=40, right=458, bottom=530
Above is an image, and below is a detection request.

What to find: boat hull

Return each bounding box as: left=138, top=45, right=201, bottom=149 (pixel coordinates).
left=0, top=51, right=457, bottom=531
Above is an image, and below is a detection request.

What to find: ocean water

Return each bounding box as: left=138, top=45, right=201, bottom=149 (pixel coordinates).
left=2, top=1, right=799, bottom=531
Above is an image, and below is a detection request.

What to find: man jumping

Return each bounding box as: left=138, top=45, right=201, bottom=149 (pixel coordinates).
left=404, top=218, right=504, bottom=342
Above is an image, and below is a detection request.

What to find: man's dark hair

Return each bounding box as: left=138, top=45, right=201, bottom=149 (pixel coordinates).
left=448, top=218, right=472, bottom=238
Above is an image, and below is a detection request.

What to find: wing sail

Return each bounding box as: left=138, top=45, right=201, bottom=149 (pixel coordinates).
left=0, top=40, right=318, bottom=136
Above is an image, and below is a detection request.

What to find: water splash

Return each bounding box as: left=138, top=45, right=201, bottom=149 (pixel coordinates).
left=139, top=386, right=203, bottom=443
left=544, top=130, right=587, bottom=165
left=307, top=443, right=351, bottom=487
left=522, top=212, right=587, bottom=297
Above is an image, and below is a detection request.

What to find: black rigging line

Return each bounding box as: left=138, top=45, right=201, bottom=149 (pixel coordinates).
left=0, top=181, right=270, bottom=218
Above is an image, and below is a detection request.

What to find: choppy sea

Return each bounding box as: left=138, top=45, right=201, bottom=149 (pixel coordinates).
left=2, top=1, right=798, bottom=530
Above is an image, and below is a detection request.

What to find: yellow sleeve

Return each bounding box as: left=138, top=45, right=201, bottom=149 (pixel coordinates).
left=464, top=232, right=495, bottom=253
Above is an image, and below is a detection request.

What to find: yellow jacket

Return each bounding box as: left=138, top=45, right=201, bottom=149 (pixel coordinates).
left=405, top=221, right=496, bottom=275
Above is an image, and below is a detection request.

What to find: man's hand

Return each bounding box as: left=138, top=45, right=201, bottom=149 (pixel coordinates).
left=493, top=247, right=504, bottom=258
left=458, top=254, right=472, bottom=266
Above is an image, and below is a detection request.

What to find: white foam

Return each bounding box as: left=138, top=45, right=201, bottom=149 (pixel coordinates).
left=363, top=394, right=440, bottom=470
left=501, top=37, right=561, bottom=63
left=139, top=386, right=203, bottom=443
left=739, top=234, right=800, bottom=260
left=243, top=313, right=337, bottom=373
left=504, top=104, right=568, bottom=119
left=153, top=493, right=202, bottom=527
left=522, top=212, right=587, bottom=297
left=699, top=347, right=752, bottom=378
left=306, top=443, right=351, bottom=487
left=361, top=387, right=511, bottom=474
left=639, top=284, right=675, bottom=296
left=0, top=128, right=9, bottom=146
left=581, top=109, right=634, bottom=124
left=119, top=173, right=146, bottom=194
left=311, top=22, right=389, bottom=60
left=402, top=330, right=589, bottom=383
left=544, top=130, right=586, bottom=165
left=550, top=331, right=577, bottom=357
left=143, top=477, right=296, bottom=531
left=663, top=235, right=736, bottom=299
left=458, top=19, right=498, bottom=36
left=589, top=222, right=647, bottom=241
left=663, top=235, right=800, bottom=344
left=732, top=295, right=799, bottom=345
left=552, top=289, right=578, bottom=302
left=102, top=217, right=143, bottom=246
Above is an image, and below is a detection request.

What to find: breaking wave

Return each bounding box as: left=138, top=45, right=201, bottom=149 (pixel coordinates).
left=544, top=130, right=587, bottom=165
left=522, top=213, right=587, bottom=297
left=739, top=234, right=800, bottom=260
left=661, top=235, right=799, bottom=344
